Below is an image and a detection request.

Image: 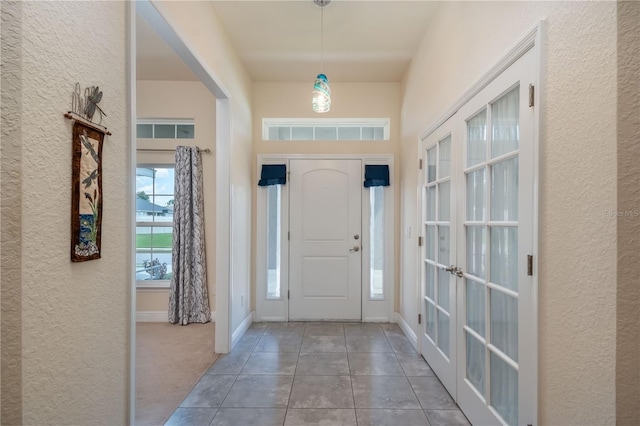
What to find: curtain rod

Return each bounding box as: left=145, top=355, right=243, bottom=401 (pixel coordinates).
left=137, top=148, right=211, bottom=154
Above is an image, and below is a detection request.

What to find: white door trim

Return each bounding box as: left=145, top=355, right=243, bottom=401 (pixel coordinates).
left=256, top=154, right=395, bottom=323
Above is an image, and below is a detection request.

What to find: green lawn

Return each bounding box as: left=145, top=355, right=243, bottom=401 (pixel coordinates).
left=136, top=233, right=172, bottom=248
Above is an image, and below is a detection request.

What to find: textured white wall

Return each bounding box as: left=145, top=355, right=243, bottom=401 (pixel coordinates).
left=1, top=2, right=24, bottom=422
left=151, top=1, right=254, bottom=334
left=16, top=1, right=129, bottom=424
left=400, top=2, right=617, bottom=424
left=136, top=80, right=217, bottom=314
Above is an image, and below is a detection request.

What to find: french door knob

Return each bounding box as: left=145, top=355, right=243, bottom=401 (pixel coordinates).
left=444, top=265, right=464, bottom=277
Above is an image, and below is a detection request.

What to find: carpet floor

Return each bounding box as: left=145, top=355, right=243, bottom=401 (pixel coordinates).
left=136, top=322, right=217, bottom=426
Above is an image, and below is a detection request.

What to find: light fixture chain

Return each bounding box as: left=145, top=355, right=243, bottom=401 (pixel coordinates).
left=320, top=3, right=324, bottom=73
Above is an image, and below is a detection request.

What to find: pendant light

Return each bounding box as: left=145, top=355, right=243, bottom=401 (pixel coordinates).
left=312, top=0, right=331, bottom=113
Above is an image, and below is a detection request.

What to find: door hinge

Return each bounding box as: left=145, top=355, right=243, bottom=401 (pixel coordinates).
left=288, top=290, right=290, bottom=299
left=418, top=313, right=422, bottom=324
left=418, top=236, right=423, bottom=247
left=419, top=159, right=423, bottom=170
left=528, top=84, right=535, bottom=107
left=527, top=255, right=534, bottom=276
left=288, top=231, right=290, bottom=241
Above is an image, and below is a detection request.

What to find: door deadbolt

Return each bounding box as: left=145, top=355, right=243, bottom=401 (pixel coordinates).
left=354, top=234, right=360, bottom=240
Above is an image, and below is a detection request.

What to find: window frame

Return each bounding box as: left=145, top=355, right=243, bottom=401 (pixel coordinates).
left=135, top=164, right=176, bottom=289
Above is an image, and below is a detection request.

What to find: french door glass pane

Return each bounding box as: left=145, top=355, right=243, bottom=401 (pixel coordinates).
left=491, top=290, right=518, bottom=361
left=466, top=226, right=486, bottom=279
left=466, top=280, right=485, bottom=337
left=491, top=157, right=519, bottom=221
left=438, top=226, right=450, bottom=265
left=466, top=169, right=486, bottom=221
left=426, top=262, right=436, bottom=301
left=437, top=310, right=450, bottom=357
left=426, top=225, right=436, bottom=261
left=490, top=227, right=518, bottom=291
left=466, top=332, right=486, bottom=397
left=439, top=136, right=452, bottom=178
left=426, top=301, right=436, bottom=339
left=427, top=146, right=437, bottom=183
left=438, top=269, right=450, bottom=312
left=426, top=187, right=436, bottom=221
left=438, top=181, right=450, bottom=222
left=467, top=108, right=487, bottom=167
left=490, top=352, right=518, bottom=426
left=491, top=86, right=520, bottom=159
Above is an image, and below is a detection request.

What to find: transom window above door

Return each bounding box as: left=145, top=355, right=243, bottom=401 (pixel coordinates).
left=262, top=118, right=390, bottom=141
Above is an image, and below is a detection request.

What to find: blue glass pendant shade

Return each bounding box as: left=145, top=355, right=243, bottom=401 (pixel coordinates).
left=312, top=73, right=331, bottom=113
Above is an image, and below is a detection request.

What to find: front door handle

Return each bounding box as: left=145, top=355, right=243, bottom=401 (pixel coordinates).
left=349, top=246, right=360, bottom=252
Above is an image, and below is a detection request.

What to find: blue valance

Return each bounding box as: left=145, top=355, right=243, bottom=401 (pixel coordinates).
left=258, top=164, right=286, bottom=186
left=364, top=164, right=390, bottom=188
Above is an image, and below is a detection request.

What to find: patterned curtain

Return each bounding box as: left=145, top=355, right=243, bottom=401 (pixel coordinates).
left=169, top=146, right=211, bottom=325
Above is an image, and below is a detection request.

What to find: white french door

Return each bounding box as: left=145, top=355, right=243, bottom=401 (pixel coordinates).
left=289, top=159, right=362, bottom=321
left=420, top=47, right=537, bottom=426
left=420, top=116, right=458, bottom=396
left=456, top=47, right=536, bottom=426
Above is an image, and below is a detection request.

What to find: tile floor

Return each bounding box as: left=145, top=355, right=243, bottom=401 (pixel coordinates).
left=165, top=322, right=470, bottom=426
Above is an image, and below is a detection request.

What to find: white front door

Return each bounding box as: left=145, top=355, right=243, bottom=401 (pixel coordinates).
left=289, top=159, right=362, bottom=321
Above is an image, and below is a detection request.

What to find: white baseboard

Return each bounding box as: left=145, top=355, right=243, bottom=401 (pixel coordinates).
left=136, top=310, right=217, bottom=323
left=395, top=312, right=418, bottom=351
left=231, top=311, right=254, bottom=349
left=258, top=316, right=287, bottom=322
left=363, top=317, right=392, bottom=323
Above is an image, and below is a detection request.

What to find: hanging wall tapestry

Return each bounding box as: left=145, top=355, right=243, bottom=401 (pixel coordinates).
left=70, top=121, right=104, bottom=261
left=66, top=83, right=110, bottom=262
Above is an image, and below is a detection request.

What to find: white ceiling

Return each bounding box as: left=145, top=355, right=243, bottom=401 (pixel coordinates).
left=137, top=1, right=438, bottom=83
